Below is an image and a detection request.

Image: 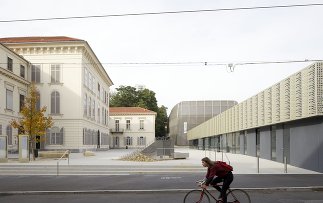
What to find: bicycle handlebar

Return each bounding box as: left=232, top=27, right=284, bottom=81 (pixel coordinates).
left=196, top=179, right=223, bottom=187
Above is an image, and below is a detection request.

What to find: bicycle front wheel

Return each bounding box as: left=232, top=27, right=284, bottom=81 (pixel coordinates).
left=226, top=189, right=251, bottom=203
left=183, top=189, right=210, bottom=203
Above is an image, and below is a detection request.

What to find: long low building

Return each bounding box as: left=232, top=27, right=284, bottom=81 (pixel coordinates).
left=188, top=62, right=323, bottom=173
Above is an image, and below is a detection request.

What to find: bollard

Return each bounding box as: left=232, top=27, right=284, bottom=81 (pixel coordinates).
left=284, top=156, right=287, bottom=173
left=57, top=162, right=59, bottom=176
left=257, top=156, right=260, bottom=174
left=214, top=149, right=217, bottom=161
left=221, top=150, right=223, bottom=161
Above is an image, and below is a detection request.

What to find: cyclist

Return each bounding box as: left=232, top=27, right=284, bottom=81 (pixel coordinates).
left=201, top=157, right=234, bottom=203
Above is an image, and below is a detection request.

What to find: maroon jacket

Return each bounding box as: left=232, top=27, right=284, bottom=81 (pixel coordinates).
left=205, top=163, right=229, bottom=185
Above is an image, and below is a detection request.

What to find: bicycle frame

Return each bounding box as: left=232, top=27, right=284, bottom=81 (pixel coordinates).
left=201, top=188, right=219, bottom=201
left=184, top=180, right=250, bottom=203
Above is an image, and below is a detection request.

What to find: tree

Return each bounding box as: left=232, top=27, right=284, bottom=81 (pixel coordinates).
left=156, top=105, right=168, bottom=137
left=109, top=85, right=168, bottom=137
left=110, top=86, right=138, bottom=107
left=10, top=83, right=53, bottom=160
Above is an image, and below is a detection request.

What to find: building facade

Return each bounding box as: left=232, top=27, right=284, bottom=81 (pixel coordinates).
left=109, top=107, right=156, bottom=149
left=169, top=100, right=237, bottom=146
left=0, top=43, right=30, bottom=152
left=0, top=37, right=113, bottom=152
left=188, top=62, right=323, bottom=173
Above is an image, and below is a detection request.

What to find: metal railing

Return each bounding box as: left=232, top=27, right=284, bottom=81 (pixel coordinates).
left=57, top=150, right=70, bottom=176
left=156, top=147, right=175, bottom=156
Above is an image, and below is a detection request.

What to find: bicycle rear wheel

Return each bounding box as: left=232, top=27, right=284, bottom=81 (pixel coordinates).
left=183, top=189, right=210, bottom=203
left=226, top=189, right=251, bottom=203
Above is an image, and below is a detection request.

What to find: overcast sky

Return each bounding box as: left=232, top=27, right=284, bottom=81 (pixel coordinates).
left=1, top=0, right=323, bottom=114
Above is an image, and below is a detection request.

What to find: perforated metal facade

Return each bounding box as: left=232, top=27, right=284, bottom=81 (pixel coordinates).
left=168, top=100, right=237, bottom=145
left=188, top=62, right=323, bottom=140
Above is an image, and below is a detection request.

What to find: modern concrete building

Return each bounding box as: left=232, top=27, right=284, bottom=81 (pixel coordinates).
left=0, top=43, right=30, bottom=152
left=188, top=62, right=323, bottom=173
left=0, top=37, right=113, bottom=152
left=169, top=100, right=237, bottom=146
left=109, top=107, right=157, bottom=149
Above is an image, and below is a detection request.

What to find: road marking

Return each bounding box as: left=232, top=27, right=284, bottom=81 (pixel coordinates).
left=161, top=176, right=182, bottom=180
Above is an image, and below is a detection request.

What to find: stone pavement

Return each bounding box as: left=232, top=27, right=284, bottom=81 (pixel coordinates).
left=2, top=146, right=320, bottom=174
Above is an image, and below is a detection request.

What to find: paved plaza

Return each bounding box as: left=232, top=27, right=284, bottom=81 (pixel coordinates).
left=3, top=146, right=320, bottom=174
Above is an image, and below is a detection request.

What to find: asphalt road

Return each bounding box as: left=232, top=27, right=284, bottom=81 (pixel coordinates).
left=1, top=174, right=323, bottom=203
left=1, top=190, right=323, bottom=203
left=0, top=174, right=322, bottom=192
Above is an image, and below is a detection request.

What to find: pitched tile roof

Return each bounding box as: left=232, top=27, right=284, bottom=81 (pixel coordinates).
left=109, top=107, right=157, bottom=115
left=0, top=36, right=83, bottom=43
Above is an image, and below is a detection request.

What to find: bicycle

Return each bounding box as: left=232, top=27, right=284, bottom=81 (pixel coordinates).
left=183, top=180, right=251, bottom=203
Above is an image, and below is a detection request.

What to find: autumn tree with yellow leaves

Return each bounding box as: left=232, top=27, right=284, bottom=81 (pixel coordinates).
left=10, top=83, right=53, bottom=160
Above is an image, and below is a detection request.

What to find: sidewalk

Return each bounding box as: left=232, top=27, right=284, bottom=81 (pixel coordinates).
left=2, top=147, right=320, bottom=174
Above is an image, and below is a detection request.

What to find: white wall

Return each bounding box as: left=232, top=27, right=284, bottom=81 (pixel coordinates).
left=109, top=114, right=156, bottom=148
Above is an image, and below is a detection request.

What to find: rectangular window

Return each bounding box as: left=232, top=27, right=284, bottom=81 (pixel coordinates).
left=92, top=76, right=95, bottom=92
left=31, top=65, right=41, bottom=83
left=36, top=92, right=41, bottom=111
left=6, top=89, right=13, bottom=110
left=19, top=94, right=25, bottom=112
left=7, top=57, right=13, bottom=71
left=102, top=108, right=104, bottom=125
left=89, top=72, right=92, bottom=91
left=48, top=128, right=64, bottom=145
left=51, top=64, right=60, bottom=83
left=126, top=136, right=132, bottom=146
left=138, top=137, right=145, bottom=145
left=115, top=120, right=120, bottom=131
left=88, top=97, right=91, bottom=117
left=98, top=83, right=100, bottom=96
left=98, top=106, right=100, bottom=123
left=92, top=100, right=95, bottom=119
left=140, top=120, right=144, bottom=130
left=126, top=120, right=131, bottom=130
left=6, top=126, right=12, bottom=145
left=84, top=94, right=87, bottom=116
left=20, top=65, right=25, bottom=78
left=84, top=68, right=88, bottom=87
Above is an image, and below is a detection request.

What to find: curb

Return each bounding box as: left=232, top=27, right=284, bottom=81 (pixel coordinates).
left=1, top=186, right=322, bottom=196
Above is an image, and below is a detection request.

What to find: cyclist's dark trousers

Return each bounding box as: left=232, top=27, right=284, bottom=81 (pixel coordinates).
left=210, top=171, right=233, bottom=203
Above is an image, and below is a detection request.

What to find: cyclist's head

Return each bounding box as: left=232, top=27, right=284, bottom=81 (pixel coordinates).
left=201, top=157, right=214, bottom=167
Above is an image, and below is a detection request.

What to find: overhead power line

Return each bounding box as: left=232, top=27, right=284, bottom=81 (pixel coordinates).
left=1, top=3, right=323, bottom=23
left=1, top=59, right=322, bottom=67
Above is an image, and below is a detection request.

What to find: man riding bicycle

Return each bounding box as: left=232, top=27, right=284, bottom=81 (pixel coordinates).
left=201, top=157, right=234, bottom=203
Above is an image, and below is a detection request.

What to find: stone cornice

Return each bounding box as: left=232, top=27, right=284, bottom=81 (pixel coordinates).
left=12, top=45, right=83, bottom=55
left=8, top=42, right=113, bottom=86
left=0, top=67, right=30, bottom=86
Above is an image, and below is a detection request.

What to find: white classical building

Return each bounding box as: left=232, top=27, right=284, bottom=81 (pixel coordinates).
left=0, top=43, right=30, bottom=151
left=0, top=37, right=113, bottom=152
left=109, top=107, right=157, bottom=149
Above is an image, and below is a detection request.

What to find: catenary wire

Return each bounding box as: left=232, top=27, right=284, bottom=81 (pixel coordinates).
left=0, top=3, right=323, bottom=23
left=1, top=59, right=322, bottom=67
